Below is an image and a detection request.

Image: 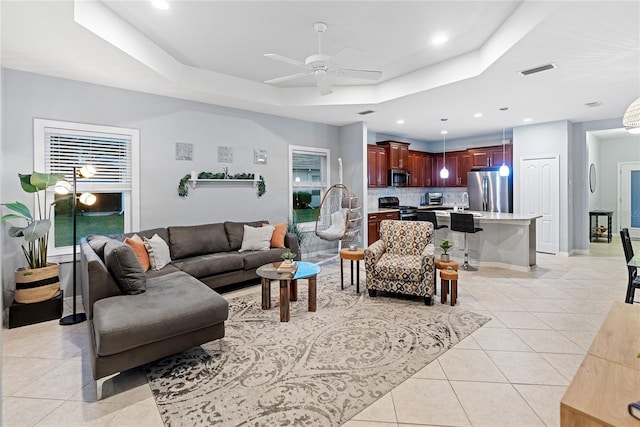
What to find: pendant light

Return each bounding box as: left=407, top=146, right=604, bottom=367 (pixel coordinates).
left=623, top=97, right=640, bottom=134
left=498, top=107, right=510, bottom=177
left=439, top=118, right=449, bottom=179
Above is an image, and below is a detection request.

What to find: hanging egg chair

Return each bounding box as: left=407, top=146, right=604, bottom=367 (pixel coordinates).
left=314, top=184, right=362, bottom=243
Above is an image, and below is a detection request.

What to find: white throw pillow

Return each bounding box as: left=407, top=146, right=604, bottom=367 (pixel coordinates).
left=239, top=225, right=275, bottom=252
left=143, top=234, right=172, bottom=270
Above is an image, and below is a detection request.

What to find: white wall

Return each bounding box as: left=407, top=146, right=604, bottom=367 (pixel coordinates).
left=513, top=120, right=570, bottom=254
left=1, top=69, right=345, bottom=297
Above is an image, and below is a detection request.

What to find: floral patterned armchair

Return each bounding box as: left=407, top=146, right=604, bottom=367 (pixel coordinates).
left=365, top=220, right=436, bottom=305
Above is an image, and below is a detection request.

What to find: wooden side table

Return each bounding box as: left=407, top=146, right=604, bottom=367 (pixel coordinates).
left=340, top=248, right=365, bottom=293
left=440, top=269, right=458, bottom=306
left=435, top=259, right=459, bottom=271
left=589, top=210, right=613, bottom=243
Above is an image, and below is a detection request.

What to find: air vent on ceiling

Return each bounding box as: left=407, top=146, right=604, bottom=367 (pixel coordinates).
left=358, top=110, right=376, bottom=115
left=585, top=101, right=604, bottom=108
left=519, top=63, right=557, bottom=76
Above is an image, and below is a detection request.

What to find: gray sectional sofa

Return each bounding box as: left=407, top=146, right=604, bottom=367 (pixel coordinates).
left=81, top=220, right=300, bottom=381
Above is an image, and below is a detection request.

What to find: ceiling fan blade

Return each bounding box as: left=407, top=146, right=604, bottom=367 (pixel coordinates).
left=264, top=72, right=310, bottom=84
left=264, top=53, right=308, bottom=69
left=314, top=70, right=333, bottom=96
left=335, top=68, right=383, bottom=81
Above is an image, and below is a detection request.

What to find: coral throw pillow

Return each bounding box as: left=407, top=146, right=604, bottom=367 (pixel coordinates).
left=266, top=223, right=287, bottom=248
left=124, top=234, right=150, bottom=272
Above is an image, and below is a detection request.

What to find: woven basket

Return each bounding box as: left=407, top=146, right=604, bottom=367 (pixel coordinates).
left=14, top=263, right=61, bottom=304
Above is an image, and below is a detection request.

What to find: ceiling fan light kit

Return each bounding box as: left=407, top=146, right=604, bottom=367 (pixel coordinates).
left=264, top=22, right=382, bottom=96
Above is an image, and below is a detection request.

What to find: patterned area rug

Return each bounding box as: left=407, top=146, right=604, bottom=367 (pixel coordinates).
left=145, top=272, right=489, bottom=426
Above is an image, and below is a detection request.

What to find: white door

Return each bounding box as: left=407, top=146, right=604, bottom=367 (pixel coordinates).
left=619, top=162, right=640, bottom=238
left=520, top=156, right=560, bottom=254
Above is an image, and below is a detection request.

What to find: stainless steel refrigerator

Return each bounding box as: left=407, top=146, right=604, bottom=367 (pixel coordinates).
left=467, top=170, right=513, bottom=212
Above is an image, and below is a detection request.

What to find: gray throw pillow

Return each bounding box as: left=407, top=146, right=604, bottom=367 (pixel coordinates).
left=87, top=235, right=114, bottom=260
left=104, top=239, right=146, bottom=295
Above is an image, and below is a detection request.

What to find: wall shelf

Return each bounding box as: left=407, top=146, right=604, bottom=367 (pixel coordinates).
left=188, top=178, right=258, bottom=189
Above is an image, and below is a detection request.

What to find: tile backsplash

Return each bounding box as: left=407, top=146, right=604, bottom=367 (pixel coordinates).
left=367, top=187, right=468, bottom=210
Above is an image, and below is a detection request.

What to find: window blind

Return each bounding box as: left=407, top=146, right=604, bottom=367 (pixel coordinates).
left=44, top=127, right=132, bottom=189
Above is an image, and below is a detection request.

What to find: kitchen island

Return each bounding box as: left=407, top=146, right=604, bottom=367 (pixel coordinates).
left=429, top=210, right=541, bottom=271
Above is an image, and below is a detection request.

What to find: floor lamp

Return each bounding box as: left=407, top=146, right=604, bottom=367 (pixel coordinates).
left=55, top=165, right=96, bottom=325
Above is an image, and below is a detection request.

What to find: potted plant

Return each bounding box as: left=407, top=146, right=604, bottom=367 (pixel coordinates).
left=280, top=251, right=297, bottom=265
left=2, top=172, right=66, bottom=303
left=287, top=214, right=306, bottom=258
left=439, top=239, right=453, bottom=262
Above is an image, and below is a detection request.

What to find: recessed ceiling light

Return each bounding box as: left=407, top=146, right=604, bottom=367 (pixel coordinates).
left=432, top=34, right=448, bottom=45
left=474, top=113, right=483, bottom=118
left=523, top=118, right=532, bottom=122
left=151, top=0, right=169, bottom=10
left=396, top=119, right=405, bottom=125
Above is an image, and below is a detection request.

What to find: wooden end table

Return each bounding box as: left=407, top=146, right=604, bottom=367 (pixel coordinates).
left=257, top=261, right=321, bottom=322
left=339, top=248, right=365, bottom=293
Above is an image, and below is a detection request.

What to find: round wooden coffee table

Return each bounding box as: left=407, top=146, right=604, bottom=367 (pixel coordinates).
left=256, top=261, right=321, bottom=322
left=339, top=248, right=365, bottom=293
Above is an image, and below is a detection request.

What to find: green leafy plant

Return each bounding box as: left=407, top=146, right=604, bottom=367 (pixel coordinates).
left=280, top=251, right=297, bottom=261
left=287, top=215, right=306, bottom=250
left=439, top=239, right=453, bottom=255
left=178, top=171, right=266, bottom=198
left=2, top=172, right=65, bottom=268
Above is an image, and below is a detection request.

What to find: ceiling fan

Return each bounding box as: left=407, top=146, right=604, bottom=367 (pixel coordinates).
left=264, top=22, right=383, bottom=96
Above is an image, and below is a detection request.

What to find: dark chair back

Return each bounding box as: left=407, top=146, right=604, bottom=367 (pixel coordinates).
left=417, top=211, right=447, bottom=230
left=450, top=213, right=479, bottom=233
left=621, top=228, right=635, bottom=262
left=621, top=228, right=638, bottom=303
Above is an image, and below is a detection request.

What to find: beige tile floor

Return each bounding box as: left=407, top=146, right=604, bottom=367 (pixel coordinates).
left=2, top=239, right=629, bottom=426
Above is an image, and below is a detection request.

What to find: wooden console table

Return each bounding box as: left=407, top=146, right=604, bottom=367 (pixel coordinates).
left=589, top=210, right=613, bottom=243
left=560, top=302, right=640, bottom=426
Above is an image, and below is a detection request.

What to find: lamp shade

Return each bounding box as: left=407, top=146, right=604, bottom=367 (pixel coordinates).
left=623, top=97, right=640, bottom=133
left=79, top=165, right=96, bottom=178
left=54, top=180, right=72, bottom=194
left=79, top=192, right=97, bottom=206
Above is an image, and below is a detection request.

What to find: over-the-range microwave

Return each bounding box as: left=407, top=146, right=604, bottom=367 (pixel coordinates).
left=388, top=169, right=409, bottom=187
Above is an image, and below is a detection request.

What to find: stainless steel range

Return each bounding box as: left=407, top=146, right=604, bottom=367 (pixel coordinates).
left=378, top=196, right=418, bottom=221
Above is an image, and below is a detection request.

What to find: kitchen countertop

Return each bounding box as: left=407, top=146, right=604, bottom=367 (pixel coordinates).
left=433, top=210, right=541, bottom=222
left=367, top=208, right=400, bottom=215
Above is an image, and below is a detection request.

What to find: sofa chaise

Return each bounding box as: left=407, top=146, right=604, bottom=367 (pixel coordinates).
left=81, top=220, right=300, bottom=381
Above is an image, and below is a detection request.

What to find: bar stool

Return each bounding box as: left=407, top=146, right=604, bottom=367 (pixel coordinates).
left=450, top=212, right=483, bottom=270
left=417, top=211, right=448, bottom=244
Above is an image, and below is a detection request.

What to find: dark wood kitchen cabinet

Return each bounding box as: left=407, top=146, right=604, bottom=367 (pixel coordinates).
left=432, top=153, right=459, bottom=187
left=368, top=211, right=399, bottom=245
left=367, top=145, right=388, bottom=188
left=377, top=141, right=410, bottom=169
left=408, top=150, right=430, bottom=187
left=469, top=144, right=512, bottom=169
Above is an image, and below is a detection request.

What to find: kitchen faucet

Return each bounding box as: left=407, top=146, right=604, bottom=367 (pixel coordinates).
left=462, top=192, right=469, bottom=210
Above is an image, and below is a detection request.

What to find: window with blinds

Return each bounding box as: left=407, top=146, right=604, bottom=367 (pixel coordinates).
left=45, top=129, right=132, bottom=190
left=289, top=146, right=330, bottom=226
left=34, top=119, right=140, bottom=259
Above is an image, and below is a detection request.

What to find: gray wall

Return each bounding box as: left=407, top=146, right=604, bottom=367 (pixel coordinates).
left=512, top=120, right=570, bottom=254
left=1, top=69, right=346, bottom=297
left=570, top=117, right=626, bottom=251
left=338, top=122, right=366, bottom=248
left=597, top=133, right=640, bottom=232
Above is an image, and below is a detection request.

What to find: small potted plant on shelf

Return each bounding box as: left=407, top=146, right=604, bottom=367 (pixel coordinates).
left=439, top=240, right=453, bottom=262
